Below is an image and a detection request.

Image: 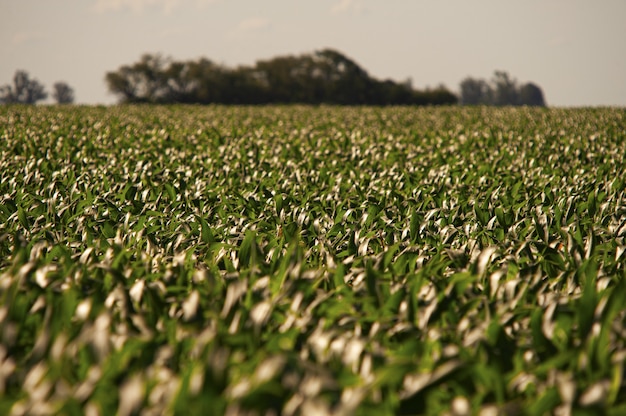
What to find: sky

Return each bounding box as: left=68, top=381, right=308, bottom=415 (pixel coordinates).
left=1, top=0, right=625, bottom=107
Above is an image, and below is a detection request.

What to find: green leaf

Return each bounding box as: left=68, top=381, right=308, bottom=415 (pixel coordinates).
left=474, top=204, right=489, bottom=226
left=274, top=193, right=283, bottom=214
left=577, top=259, right=598, bottom=337
left=527, top=387, right=560, bottom=415
left=333, top=262, right=345, bottom=289
left=384, top=286, right=405, bottom=315
left=165, top=183, right=176, bottom=201
left=587, top=190, right=597, bottom=218
left=17, top=206, right=29, bottom=228
left=409, top=211, right=421, bottom=242
left=365, top=261, right=381, bottom=306
left=239, top=230, right=257, bottom=268
left=198, top=216, right=214, bottom=244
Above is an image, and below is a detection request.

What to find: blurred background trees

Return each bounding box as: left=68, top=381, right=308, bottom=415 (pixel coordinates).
left=105, top=49, right=458, bottom=106
left=459, top=71, right=546, bottom=106
left=0, top=70, right=76, bottom=104
left=1, top=54, right=545, bottom=107
left=0, top=70, right=48, bottom=104
left=52, top=82, right=75, bottom=104
left=518, top=83, right=546, bottom=107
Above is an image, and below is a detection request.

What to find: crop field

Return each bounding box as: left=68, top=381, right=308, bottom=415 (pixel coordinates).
left=1, top=105, right=625, bottom=415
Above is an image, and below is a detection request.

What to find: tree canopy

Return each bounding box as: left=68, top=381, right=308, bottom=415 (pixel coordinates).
left=460, top=71, right=546, bottom=106
left=0, top=70, right=48, bottom=104
left=52, top=82, right=75, bottom=104
left=105, top=49, right=458, bottom=106
left=0, top=70, right=77, bottom=105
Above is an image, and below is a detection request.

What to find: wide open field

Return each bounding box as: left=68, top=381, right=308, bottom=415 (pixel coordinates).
left=1, top=105, right=625, bottom=415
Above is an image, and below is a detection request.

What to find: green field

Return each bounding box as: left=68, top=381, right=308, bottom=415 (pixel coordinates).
left=1, top=105, right=625, bottom=415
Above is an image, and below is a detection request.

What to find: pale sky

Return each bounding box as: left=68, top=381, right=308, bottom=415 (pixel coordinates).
left=1, top=0, right=625, bottom=106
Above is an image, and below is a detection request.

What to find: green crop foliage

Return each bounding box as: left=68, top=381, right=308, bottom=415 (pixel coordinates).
left=0, top=105, right=625, bottom=415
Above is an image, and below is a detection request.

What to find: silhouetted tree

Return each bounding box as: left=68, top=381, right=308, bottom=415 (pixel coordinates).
left=255, top=55, right=305, bottom=103
left=186, top=58, right=230, bottom=103
left=52, top=82, right=74, bottom=104
left=161, top=61, right=197, bottom=103
left=105, top=66, right=140, bottom=102
left=0, top=70, right=48, bottom=104
left=105, top=49, right=458, bottom=106
left=313, top=49, right=372, bottom=104
left=491, top=71, right=519, bottom=106
left=422, top=85, right=458, bottom=106
left=372, top=79, right=413, bottom=105
left=519, top=82, right=546, bottom=106
left=135, top=54, right=170, bottom=101
left=459, top=71, right=546, bottom=107
left=459, top=77, right=492, bottom=105
left=105, top=54, right=169, bottom=103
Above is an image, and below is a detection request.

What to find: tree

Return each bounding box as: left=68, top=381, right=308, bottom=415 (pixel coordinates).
left=459, top=77, right=492, bottom=105
left=459, top=72, right=546, bottom=107
left=52, top=82, right=74, bottom=104
left=491, top=71, right=519, bottom=106
left=313, top=49, right=372, bottom=104
left=421, top=85, right=458, bottom=106
left=105, top=66, right=140, bottom=102
left=519, top=82, right=546, bottom=106
left=133, top=54, right=169, bottom=101
left=254, top=55, right=303, bottom=103
left=104, top=49, right=458, bottom=106
left=161, top=61, right=197, bottom=103
left=0, top=70, right=48, bottom=104
left=185, top=58, right=230, bottom=103
left=105, top=54, right=169, bottom=103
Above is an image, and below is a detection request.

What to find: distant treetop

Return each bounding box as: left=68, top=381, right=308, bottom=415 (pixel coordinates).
left=0, top=70, right=48, bottom=104
left=52, top=82, right=75, bottom=104
left=105, top=49, right=458, bottom=106
left=460, top=71, right=546, bottom=107
left=0, top=70, right=76, bottom=105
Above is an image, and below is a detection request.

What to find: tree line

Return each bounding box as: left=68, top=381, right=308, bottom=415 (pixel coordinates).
left=0, top=71, right=74, bottom=104
left=459, top=71, right=545, bottom=106
left=104, top=49, right=458, bottom=106
left=1, top=48, right=547, bottom=107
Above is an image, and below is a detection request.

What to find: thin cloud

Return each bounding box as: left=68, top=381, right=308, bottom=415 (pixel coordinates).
left=330, top=0, right=365, bottom=15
